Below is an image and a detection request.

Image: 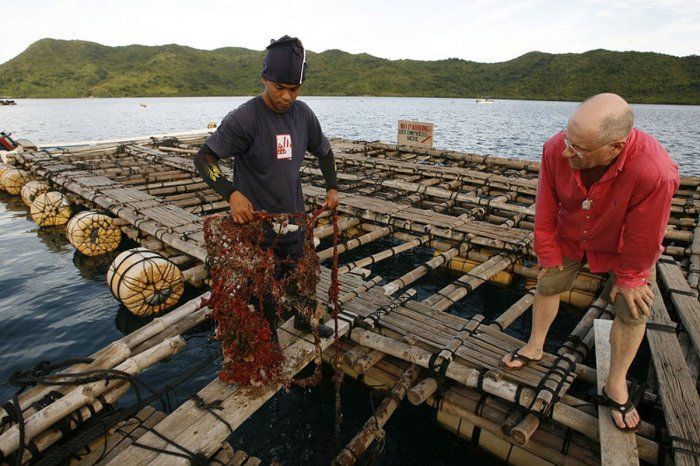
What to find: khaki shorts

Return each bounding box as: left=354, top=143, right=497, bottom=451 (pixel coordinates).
left=536, top=257, right=655, bottom=326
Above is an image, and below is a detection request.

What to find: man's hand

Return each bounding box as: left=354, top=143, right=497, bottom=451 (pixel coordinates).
left=538, top=264, right=564, bottom=280
left=229, top=191, right=254, bottom=224
left=323, top=189, right=339, bottom=210
left=610, top=283, right=654, bottom=319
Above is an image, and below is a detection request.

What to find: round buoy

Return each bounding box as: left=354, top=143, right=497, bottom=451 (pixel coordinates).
left=30, top=191, right=72, bottom=226
left=0, top=164, right=11, bottom=190
left=66, top=211, right=122, bottom=256
left=107, top=248, right=184, bottom=316
left=21, top=180, right=49, bottom=207
left=0, top=168, right=30, bottom=195
left=207, top=121, right=217, bottom=129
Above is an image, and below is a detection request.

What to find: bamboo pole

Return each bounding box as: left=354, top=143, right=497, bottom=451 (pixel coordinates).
left=407, top=378, right=439, bottom=405
left=0, top=293, right=209, bottom=426
left=0, top=337, right=186, bottom=458
left=333, top=365, right=421, bottom=465
left=317, top=226, right=392, bottom=260
left=324, top=342, right=615, bottom=466
left=343, top=345, right=373, bottom=368
left=338, top=234, right=431, bottom=274
left=108, top=318, right=349, bottom=465
left=353, top=350, right=386, bottom=374
left=490, top=291, right=535, bottom=331
left=314, top=217, right=360, bottom=239
left=383, top=246, right=465, bottom=295
left=0, top=342, right=131, bottom=425
left=347, top=327, right=658, bottom=462
left=423, top=253, right=517, bottom=311
left=19, top=383, right=132, bottom=464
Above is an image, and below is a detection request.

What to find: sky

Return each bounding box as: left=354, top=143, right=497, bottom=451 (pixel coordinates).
left=0, top=0, right=698, bottom=65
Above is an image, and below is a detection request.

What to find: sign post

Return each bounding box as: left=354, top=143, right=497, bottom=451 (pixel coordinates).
left=397, top=120, right=434, bottom=149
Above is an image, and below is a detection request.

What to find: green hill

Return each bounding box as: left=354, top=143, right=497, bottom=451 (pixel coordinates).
left=0, top=38, right=697, bottom=104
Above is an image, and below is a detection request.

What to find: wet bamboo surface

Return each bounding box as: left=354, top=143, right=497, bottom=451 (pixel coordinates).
left=6, top=135, right=700, bottom=465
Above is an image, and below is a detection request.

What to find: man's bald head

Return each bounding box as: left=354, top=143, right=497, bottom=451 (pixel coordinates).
left=568, top=93, right=634, bottom=145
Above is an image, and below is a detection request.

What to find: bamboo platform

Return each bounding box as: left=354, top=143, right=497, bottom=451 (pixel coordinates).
left=2, top=134, right=700, bottom=465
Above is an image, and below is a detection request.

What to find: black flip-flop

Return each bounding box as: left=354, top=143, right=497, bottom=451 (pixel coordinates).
left=601, top=386, right=640, bottom=432
left=500, top=348, right=543, bottom=370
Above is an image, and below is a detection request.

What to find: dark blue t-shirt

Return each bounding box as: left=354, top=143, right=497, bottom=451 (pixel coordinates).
left=205, top=96, right=331, bottom=214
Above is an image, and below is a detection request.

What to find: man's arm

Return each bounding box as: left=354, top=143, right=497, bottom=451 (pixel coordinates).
left=615, top=172, right=678, bottom=287
left=194, top=144, right=254, bottom=223
left=610, top=169, right=678, bottom=318
left=318, top=148, right=339, bottom=209
left=534, top=144, right=563, bottom=268
left=193, top=144, right=236, bottom=200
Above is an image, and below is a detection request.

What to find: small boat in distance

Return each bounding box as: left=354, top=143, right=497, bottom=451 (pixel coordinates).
left=476, top=97, right=494, bottom=104
left=0, top=99, right=17, bottom=106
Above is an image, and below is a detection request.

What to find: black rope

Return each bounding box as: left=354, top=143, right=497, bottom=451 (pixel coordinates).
left=668, top=435, right=700, bottom=458
left=514, top=384, right=525, bottom=407
left=646, top=321, right=679, bottom=333
left=560, top=427, right=573, bottom=454
left=475, top=368, right=488, bottom=395
left=656, top=425, right=667, bottom=466
left=666, top=288, right=697, bottom=297
left=189, top=394, right=234, bottom=436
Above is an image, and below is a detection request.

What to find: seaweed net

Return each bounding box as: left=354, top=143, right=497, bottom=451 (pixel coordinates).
left=203, top=208, right=340, bottom=387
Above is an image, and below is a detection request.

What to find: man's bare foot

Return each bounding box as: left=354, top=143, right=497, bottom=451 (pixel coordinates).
left=604, top=383, right=640, bottom=430
left=500, top=345, right=543, bottom=369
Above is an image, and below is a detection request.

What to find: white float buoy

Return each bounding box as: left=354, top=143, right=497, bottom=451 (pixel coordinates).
left=21, top=180, right=50, bottom=207
left=106, top=247, right=184, bottom=316
left=0, top=168, right=30, bottom=195
left=66, top=211, right=122, bottom=256
left=30, top=191, right=72, bottom=226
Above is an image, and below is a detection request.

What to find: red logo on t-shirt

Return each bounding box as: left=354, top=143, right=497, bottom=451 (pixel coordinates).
left=276, top=134, right=292, bottom=160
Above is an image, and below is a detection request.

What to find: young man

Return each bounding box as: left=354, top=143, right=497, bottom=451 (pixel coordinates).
left=194, top=35, right=339, bottom=338
left=501, top=93, right=679, bottom=431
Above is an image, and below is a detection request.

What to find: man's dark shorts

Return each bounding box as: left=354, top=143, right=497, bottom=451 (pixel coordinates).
left=536, top=257, right=655, bottom=326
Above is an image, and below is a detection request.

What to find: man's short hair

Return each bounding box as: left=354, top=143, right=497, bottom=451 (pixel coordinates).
left=598, top=106, right=634, bottom=143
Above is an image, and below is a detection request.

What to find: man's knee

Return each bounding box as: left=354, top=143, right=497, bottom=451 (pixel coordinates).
left=612, top=298, right=648, bottom=326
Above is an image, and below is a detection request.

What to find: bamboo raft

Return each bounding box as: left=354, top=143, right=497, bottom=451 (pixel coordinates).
left=1, top=133, right=699, bottom=465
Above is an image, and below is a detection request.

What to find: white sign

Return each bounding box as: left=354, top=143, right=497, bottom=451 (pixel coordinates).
left=397, top=120, right=434, bottom=149
left=276, top=134, right=292, bottom=160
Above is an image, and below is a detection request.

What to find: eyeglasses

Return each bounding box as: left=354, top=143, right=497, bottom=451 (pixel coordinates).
left=563, top=138, right=615, bottom=158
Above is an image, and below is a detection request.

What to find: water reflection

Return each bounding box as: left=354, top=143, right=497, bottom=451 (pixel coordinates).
left=34, top=225, right=71, bottom=253
left=114, top=305, right=154, bottom=335
left=72, top=249, right=119, bottom=281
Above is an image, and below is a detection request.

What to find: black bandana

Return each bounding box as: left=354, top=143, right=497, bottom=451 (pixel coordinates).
left=261, top=35, right=307, bottom=85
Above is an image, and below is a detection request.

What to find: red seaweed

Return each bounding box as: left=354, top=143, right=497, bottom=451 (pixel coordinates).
left=202, top=209, right=335, bottom=387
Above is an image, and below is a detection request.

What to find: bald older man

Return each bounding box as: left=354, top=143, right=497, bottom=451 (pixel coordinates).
left=501, top=93, right=679, bottom=431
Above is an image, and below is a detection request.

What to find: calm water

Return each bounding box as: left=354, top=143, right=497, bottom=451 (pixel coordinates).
left=0, top=97, right=698, bottom=464
left=2, top=96, right=699, bottom=172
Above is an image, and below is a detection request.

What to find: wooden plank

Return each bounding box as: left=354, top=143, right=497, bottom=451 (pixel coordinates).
left=657, top=257, right=700, bottom=357
left=107, top=319, right=348, bottom=465
left=593, top=319, right=639, bottom=465
left=648, top=284, right=700, bottom=466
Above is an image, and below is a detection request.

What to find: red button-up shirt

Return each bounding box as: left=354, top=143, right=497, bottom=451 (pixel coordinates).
left=534, top=128, right=680, bottom=288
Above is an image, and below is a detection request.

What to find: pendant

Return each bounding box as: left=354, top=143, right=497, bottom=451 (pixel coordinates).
left=581, top=199, right=592, bottom=210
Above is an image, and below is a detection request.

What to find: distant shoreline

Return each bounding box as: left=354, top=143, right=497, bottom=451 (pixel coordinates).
left=2, top=95, right=698, bottom=106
